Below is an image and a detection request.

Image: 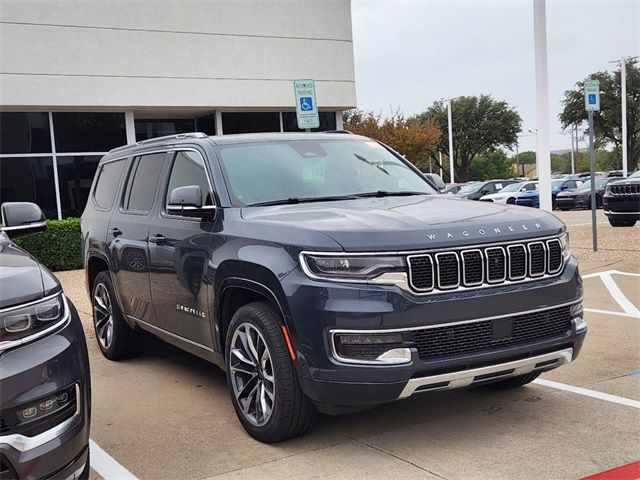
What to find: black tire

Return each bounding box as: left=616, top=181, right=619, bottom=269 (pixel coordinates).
left=506, top=197, right=516, bottom=205
left=608, top=218, right=636, bottom=227
left=225, top=302, right=317, bottom=443
left=92, top=271, right=140, bottom=360
left=486, top=371, right=541, bottom=390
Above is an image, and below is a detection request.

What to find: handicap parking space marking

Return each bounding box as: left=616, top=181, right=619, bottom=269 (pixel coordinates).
left=90, top=439, right=139, bottom=480
left=581, top=270, right=640, bottom=318
left=533, top=379, right=640, bottom=409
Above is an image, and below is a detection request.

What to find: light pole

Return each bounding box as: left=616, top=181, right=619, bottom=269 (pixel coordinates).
left=447, top=97, right=455, bottom=184
left=533, top=0, right=553, bottom=212
left=609, top=56, right=638, bottom=177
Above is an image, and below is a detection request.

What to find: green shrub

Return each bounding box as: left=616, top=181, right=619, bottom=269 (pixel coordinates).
left=14, top=218, right=82, bottom=271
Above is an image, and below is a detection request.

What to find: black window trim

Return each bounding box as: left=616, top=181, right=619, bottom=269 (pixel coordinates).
left=119, top=151, right=169, bottom=216
left=159, top=148, right=218, bottom=221
left=91, top=157, right=129, bottom=212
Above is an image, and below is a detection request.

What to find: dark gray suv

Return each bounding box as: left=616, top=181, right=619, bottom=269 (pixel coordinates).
left=81, top=132, right=586, bottom=442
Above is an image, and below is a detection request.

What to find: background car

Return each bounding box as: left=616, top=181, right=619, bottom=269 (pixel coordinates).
left=455, top=179, right=519, bottom=200
left=442, top=183, right=467, bottom=195
left=422, top=173, right=446, bottom=192
left=555, top=177, right=616, bottom=210
left=603, top=170, right=640, bottom=227
left=479, top=181, right=538, bottom=204
left=514, top=177, right=584, bottom=208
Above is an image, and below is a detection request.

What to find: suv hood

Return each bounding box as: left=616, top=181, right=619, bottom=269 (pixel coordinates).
left=242, top=195, right=564, bottom=251
left=0, top=234, right=61, bottom=309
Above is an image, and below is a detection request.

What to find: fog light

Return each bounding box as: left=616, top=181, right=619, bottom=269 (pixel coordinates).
left=573, top=316, right=587, bottom=333
left=16, top=386, right=75, bottom=422
left=22, top=407, right=37, bottom=419
left=337, top=333, right=403, bottom=345
left=333, top=332, right=412, bottom=364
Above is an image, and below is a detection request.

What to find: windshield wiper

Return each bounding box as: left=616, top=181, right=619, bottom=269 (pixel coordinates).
left=247, top=195, right=358, bottom=207
left=353, top=190, right=429, bottom=198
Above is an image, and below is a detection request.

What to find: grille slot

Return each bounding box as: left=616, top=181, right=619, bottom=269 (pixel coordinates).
left=507, top=244, right=527, bottom=279
left=406, top=236, right=564, bottom=293
left=435, top=252, right=460, bottom=289
left=528, top=242, right=546, bottom=277
left=407, top=255, right=434, bottom=292
left=611, top=184, right=639, bottom=195
left=461, top=250, right=483, bottom=286
left=412, top=305, right=572, bottom=359
left=485, top=247, right=506, bottom=283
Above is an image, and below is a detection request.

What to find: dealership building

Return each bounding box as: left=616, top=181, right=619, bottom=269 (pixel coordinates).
left=0, top=1, right=356, bottom=219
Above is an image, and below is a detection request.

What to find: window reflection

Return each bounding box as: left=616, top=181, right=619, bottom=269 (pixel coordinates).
left=56, top=155, right=102, bottom=217
left=0, top=157, right=58, bottom=219
left=0, top=112, right=52, bottom=154
left=53, top=112, right=126, bottom=152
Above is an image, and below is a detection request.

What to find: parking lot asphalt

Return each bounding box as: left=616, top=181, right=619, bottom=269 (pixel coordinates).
left=54, top=209, right=640, bottom=480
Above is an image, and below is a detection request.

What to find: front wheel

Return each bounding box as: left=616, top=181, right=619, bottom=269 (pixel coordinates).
left=225, top=302, right=317, bottom=443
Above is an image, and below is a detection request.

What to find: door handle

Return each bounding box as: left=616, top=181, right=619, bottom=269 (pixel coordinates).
left=111, top=227, right=122, bottom=237
left=148, top=234, right=167, bottom=244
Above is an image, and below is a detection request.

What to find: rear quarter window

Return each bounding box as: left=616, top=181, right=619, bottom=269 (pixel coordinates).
left=93, top=159, right=126, bottom=209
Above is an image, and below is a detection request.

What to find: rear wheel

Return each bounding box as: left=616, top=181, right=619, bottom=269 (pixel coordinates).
left=92, top=271, right=140, bottom=360
left=506, top=197, right=516, bottom=205
left=486, top=371, right=541, bottom=390
left=225, top=302, right=317, bottom=443
left=608, top=218, right=636, bottom=227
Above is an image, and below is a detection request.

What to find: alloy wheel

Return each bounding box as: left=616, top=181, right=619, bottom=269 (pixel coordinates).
left=93, top=283, right=114, bottom=350
left=229, top=322, right=276, bottom=427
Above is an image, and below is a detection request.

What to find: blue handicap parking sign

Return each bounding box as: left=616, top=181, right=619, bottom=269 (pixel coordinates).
left=588, top=93, right=597, bottom=105
left=300, top=97, right=313, bottom=111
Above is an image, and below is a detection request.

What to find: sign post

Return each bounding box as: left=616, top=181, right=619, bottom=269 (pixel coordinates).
left=293, top=79, right=319, bottom=132
left=584, top=79, right=600, bottom=252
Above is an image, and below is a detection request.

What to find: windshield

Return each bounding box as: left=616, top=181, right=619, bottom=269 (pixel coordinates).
left=576, top=178, right=607, bottom=190
left=457, top=183, right=482, bottom=194
left=498, top=182, right=524, bottom=193
left=551, top=180, right=565, bottom=189
left=630, top=171, right=640, bottom=179
left=216, top=139, right=437, bottom=206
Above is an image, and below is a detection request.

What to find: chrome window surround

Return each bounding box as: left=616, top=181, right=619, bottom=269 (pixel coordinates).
left=0, top=294, right=70, bottom=351
left=299, top=233, right=568, bottom=296
left=328, top=299, right=581, bottom=366
left=461, top=249, right=484, bottom=287
left=0, top=384, right=81, bottom=452
left=506, top=244, right=527, bottom=280
left=434, top=252, right=460, bottom=290
left=484, top=246, right=507, bottom=284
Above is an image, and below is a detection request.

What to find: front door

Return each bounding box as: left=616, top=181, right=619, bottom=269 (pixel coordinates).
left=148, top=150, right=217, bottom=348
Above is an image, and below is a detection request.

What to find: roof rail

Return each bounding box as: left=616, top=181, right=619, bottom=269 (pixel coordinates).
left=324, top=130, right=353, bottom=134
left=108, top=132, right=209, bottom=154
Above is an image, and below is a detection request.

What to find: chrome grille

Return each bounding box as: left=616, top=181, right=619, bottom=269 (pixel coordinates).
left=407, top=236, right=565, bottom=293
left=610, top=184, right=639, bottom=195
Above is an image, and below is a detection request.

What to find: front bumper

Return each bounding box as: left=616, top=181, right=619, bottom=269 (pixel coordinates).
left=603, top=195, right=640, bottom=220
left=285, top=256, right=584, bottom=411
left=556, top=196, right=586, bottom=209
left=0, top=298, right=91, bottom=479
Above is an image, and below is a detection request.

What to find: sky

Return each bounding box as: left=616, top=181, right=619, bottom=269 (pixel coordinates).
left=351, top=0, right=640, bottom=153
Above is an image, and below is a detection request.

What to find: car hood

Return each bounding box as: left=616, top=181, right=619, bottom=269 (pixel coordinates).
left=0, top=234, right=61, bottom=309
left=241, top=195, right=564, bottom=251
left=608, top=177, right=640, bottom=186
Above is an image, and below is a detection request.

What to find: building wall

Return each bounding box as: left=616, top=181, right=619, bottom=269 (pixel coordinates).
left=0, top=0, right=356, bottom=109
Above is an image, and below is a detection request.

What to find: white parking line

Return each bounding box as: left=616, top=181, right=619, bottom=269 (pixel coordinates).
left=598, top=273, right=640, bottom=316
left=584, top=307, right=640, bottom=319
left=90, top=439, right=139, bottom=480
left=533, top=379, right=640, bottom=409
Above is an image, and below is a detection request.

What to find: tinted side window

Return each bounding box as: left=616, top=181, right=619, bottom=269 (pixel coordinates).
left=165, top=151, right=214, bottom=209
left=123, top=153, right=166, bottom=213
left=94, top=160, right=126, bottom=209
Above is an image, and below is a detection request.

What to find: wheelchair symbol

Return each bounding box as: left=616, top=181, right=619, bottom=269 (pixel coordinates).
left=588, top=94, right=597, bottom=105
left=300, top=97, right=313, bottom=111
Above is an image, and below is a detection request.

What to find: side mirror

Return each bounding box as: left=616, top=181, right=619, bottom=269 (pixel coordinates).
left=1, top=202, right=47, bottom=239
left=166, top=185, right=215, bottom=218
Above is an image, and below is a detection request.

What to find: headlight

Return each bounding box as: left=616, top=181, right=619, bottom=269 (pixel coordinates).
left=0, top=294, right=67, bottom=350
left=301, top=254, right=406, bottom=283
left=559, top=232, right=571, bottom=259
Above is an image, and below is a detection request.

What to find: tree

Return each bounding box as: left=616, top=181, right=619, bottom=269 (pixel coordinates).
left=559, top=58, right=640, bottom=172
left=415, top=95, right=522, bottom=182
left=343, top=109, right=440, bottom=171
left=468, top=149, right=514, bottom=181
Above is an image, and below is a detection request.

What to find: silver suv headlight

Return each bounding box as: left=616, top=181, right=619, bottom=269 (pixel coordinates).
left=559, top=232, right=571, bottom=259
left=0, top=293, right=68, bottom=351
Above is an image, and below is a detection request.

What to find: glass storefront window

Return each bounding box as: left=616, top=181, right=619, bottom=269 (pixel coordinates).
left=282, top=112, right=337, bottom=132
left=55, top=155, right=102, bottom=217
left=53, top=112, right=126, bottom=152
left=135, top=119, right=196, bottom=141
left=195, top=114, right=216, bottom=136
left=222, top=112, right=280, bottom=134
left=0, top=156, right=58, bottom=219
left=0, top=112, right=52, bottom=154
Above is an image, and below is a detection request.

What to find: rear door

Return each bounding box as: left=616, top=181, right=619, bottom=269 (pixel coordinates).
left=107, top=151, right=168, bottom=325
left=148, top=149, right=217, bottom=348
